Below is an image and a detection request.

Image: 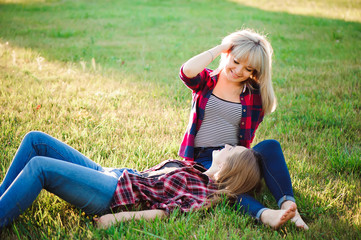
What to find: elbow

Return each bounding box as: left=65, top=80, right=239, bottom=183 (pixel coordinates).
left=182, top=64, right=197, bottom=79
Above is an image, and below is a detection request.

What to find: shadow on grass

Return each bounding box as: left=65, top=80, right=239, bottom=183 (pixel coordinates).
left=0, top=0, right=360, bottom=76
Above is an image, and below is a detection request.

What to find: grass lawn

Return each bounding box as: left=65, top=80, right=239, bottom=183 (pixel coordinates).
left=0, top=0, right=360, bottom=239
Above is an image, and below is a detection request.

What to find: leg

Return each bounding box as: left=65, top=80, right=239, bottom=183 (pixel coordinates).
left=1, top=131, right=102, bottom=196
left=0, top=156, right=118, bottom=228
left=252, top=140, right=294, bottom=208
left=237, top=195, right=298, bottom=229
left=253, top=139, right=308, bottom=230
left=236, top=194, right=268, bottom=220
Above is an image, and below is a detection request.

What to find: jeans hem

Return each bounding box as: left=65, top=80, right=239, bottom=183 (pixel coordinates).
left=255, top=208, right=269, bottom=221
left=277, top=195, right=296, bottom=208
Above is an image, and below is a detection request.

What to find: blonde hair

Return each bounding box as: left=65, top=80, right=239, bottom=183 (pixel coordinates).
left=215, top=147, right=262, bottom=198
left=212, top=29, right=276, bottom=115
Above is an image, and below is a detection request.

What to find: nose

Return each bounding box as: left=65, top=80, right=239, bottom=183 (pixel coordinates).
left=234, top=64, right=244, bottom=75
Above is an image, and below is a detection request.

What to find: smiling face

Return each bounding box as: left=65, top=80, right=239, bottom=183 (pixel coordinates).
left=223, top=54, right=255, bottom=83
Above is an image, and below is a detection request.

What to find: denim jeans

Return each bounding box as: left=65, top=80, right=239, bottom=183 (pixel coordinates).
left=194, top=140, right=295, bottom=220
left=0, top=131, right=139, bottom=228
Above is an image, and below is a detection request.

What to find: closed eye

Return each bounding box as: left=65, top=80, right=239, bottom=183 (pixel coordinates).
left=227, top=145, right=234, bottom=151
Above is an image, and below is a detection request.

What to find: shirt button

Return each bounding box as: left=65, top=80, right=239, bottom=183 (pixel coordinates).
left=243, top=109, right=246, bottom=112
left=240, top=135, right=243, bottom=138
left=241, top=122, right=245, bottom=125
left=241, top=98, right=244, bottom=101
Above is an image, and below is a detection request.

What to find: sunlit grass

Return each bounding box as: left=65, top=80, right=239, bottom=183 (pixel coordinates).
left=0, top=0, right=360, bottom=239
left=0, top=42, right=185, bottom=170
left=231, top=0, right=361, bottom=22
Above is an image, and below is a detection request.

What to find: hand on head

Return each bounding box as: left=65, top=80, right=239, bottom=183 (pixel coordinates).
left=219, top=41, right=233, bottom=54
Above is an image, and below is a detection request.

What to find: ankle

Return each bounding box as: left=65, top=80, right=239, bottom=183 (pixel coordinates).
left=281, top=200, right=297, bottom=210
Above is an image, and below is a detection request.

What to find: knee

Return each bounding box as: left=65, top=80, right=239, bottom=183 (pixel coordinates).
left=27, top=156, right=44, bottom=170
left=253, top=139, right=282, bottom=153
left=27, top=156, right=55, bottom=172
left=24, top=157, right=51, bottom=188
left=253, top=139, right=284, bottom=165
left=26, top=157, right=57, bottom=179
left=23, top=131, right=46, bottom=143
left=262, top=139, right=281, bottom=150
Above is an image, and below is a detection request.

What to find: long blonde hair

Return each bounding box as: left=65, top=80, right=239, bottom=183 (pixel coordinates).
left=212, top=29, right=276, bottom=115
left=215, top=147, right=262, bottom=198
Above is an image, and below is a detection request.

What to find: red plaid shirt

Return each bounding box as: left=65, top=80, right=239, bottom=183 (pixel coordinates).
left=111, top=160, right=217, bottom=214
left=179, top=66, right=264, bottom=161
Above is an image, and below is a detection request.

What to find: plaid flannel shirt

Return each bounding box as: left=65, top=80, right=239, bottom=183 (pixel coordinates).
left=179, top=66, right=264, bottom=161
left=111, top=160, right=217, bottom=214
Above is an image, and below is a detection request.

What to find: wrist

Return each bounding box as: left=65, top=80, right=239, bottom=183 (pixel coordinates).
left=207, top=45, right=223, bottom=60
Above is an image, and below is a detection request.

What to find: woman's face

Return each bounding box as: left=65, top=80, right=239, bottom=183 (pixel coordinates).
left=211, top=145, right=247, bottom=178
left=223, top=54, right=254, bottom=83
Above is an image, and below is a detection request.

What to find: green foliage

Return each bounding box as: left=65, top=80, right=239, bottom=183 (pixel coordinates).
left=0, top=0, right=360, bottom=239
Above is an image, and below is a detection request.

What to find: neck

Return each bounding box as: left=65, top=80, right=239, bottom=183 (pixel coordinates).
left=214, top=71, right=244, bottom=102
left=218, top=70, right=244, bottom=90
left=203, top=169, right=216, bottom=181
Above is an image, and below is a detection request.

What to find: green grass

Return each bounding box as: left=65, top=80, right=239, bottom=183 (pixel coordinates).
left=0, top=0, right=360, bottom=239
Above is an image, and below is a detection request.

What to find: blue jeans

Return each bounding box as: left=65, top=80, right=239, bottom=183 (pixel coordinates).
left=0, top=131, right=139, bottom=228
left=194, top=140, right=295, bottom=220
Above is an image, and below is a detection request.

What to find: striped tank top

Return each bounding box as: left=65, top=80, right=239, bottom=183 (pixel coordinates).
left=194, top=94, right=242, bottom=147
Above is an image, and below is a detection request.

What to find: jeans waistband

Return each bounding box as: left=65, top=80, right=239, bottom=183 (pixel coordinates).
left=195, top=146, right=224, bottom=150
left=194, top=146, right=224, bottom=154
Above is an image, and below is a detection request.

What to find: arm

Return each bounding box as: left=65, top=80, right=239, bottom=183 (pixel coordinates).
left=95, top=209, right=167, bottom=228
left=182, top=42, right=232, bottom=78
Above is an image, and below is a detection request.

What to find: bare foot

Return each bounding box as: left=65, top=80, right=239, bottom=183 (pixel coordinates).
left=260, top=202, right=297, bottom=229
left=281, top=201, right=309, bottom=230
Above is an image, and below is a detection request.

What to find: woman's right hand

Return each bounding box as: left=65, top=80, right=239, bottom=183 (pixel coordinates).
left=219, top=41, right=233, bottom=54
left=182, top=42, right=232, bottom=78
